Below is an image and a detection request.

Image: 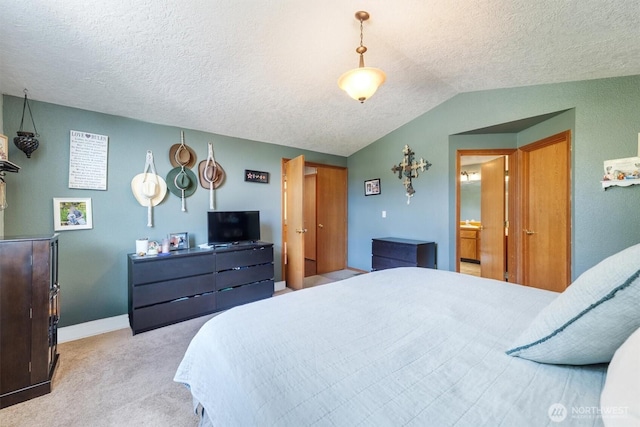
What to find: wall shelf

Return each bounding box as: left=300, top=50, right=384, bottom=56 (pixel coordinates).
left=601, top=179, right=640, bottom=190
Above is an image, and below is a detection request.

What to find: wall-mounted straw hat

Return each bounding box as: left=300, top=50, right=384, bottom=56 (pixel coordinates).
left=169, top=130, right=197, bottom=168
left=131, top=150, right=167, bottom=227
left=166, top=166, right=197, bottom=211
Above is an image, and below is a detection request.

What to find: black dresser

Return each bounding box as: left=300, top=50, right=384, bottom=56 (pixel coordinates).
left=128, top=241, right=273, bottom=334
left=371, top=237, right=436, bottom=271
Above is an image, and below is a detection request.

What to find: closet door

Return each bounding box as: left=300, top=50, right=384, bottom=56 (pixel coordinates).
left=520, top=131, right=571, bottom=292
left=316, top=166, right=347, bottom=274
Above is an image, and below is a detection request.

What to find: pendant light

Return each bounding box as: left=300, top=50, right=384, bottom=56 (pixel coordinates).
left=338, top=11, right=386, bottom=103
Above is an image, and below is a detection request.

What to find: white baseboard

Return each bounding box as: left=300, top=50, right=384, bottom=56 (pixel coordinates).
left=58, top=314, right=129, bottom=343
left=59, top=281, right=289, bottom=343
left=274, top=280, right=286, bottom=292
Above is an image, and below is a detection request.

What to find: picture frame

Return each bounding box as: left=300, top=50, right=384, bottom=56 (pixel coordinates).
left=169, top=232, right=189, bottom=250
left=244, top=169, right=269, bottom=183
left=0, top=134, right=8, bottom=161
left=364, top=178, right=381, bottom=196
left=53, top=197, right=93, bottom=231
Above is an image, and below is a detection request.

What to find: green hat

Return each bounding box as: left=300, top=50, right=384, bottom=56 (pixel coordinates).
left=166, top=166, right=198, bottom=197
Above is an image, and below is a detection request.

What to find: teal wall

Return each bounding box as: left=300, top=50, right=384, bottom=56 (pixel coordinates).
left=3, top=75, right=640, bottom=327
left=347, top=75, right=640, bottom=276
left=2, top=96, right=346, bottom=326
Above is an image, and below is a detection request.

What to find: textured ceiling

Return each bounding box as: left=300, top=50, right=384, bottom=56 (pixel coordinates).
left=1, top=0, right=639, bottom=156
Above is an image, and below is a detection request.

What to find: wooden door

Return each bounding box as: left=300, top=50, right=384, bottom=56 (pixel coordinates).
left=480, top=156, right=506, bottom=280
left=316, top=166, right=347, bottom=274
left=304, top=173, right=317, bottom=276
left=284, top=155, right=305, bottom=290
left=520, top=131, right=571, bottom=292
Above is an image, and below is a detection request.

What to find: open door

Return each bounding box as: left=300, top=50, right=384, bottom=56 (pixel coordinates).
left=480, top=156, right=506, bottom=280
left=284, top=155, right=305, bottom=290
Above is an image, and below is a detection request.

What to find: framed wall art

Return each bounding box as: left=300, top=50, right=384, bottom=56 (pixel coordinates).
left=53, top=197, right=93, bottom=231
left=0, top=134, right=8, bottom=161
left=169, top=232, right=189, bottom=250
left=364, top=178, right=381, bottom=196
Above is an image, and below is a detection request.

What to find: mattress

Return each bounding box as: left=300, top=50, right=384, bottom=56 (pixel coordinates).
left=175, top=267, right=607, bottom=426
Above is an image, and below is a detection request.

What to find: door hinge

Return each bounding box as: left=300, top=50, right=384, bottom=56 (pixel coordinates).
left=30, top=307, right=33, bottom=319
left=29, top=361, right=32, bottom=373
left=504, top=220, right=509, bottom=228
left=504, top=271, right=509, bottom=280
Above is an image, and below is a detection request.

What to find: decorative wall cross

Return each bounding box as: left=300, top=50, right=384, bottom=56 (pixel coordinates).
left=391, top=144, right=432, bottom=204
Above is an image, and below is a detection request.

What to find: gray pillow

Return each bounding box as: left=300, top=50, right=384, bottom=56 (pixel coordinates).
left=506, top=243, right=640, bottom=365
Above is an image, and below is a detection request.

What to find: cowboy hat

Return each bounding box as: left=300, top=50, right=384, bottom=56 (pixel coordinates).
left=197, top=160, right=226, bottom=189
left=169, top=143, right=197, bottom=168
left=131, top=172, right=167, bottom=206
left=166, top=166, right=198, bottom=197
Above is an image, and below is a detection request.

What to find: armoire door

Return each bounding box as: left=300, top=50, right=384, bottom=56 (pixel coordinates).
left=316, top=166, right=347, bottom=274
left=520, top=131, right=571, bottom=292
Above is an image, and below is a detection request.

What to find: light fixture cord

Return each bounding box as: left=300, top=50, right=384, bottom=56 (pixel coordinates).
left=19, top=89, right=40, bottom=137
left=358, top=18, right=366, bottom=68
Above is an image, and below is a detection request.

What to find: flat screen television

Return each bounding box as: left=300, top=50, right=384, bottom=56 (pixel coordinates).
left=208, top=211, right=260, bottom=245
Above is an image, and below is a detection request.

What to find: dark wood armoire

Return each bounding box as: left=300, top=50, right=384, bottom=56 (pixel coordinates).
left=0, top=234, right=60, bottom=408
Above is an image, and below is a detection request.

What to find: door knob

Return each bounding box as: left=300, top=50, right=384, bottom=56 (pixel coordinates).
left=318, top=224, right=324, bottom=228
left=524, top=229, right=536, bottom=235
left=296, top=228, right=307, bottom=233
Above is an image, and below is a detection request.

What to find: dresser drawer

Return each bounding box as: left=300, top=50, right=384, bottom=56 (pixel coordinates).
left=372, top=239, right=418, bottom=261
left=130, top=253, right=213, bottom=285
left=372, top=255, right=417, bottom=270
left=216, top=246, right=273, bottom=271
left=216, top=280, right=273, bottom=311
left=131, top=292, right=216, bottom=334
left=132, top=274, right=215, bottom=308
left=215, top=263, right=274, bottom=290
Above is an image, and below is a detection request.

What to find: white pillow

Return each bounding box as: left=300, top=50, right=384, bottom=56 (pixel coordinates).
left=506, top=243, right=640, bottom=364
left=600, top=327, right=640, bottom=427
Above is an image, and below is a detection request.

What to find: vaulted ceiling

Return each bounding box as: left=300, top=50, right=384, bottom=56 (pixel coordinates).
left=1, top=1, right=639, bottom=156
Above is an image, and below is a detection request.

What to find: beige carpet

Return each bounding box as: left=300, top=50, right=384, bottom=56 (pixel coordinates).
left=0, top=269, right=361, bottom=427
left=275, top=268, right=362, bottom=296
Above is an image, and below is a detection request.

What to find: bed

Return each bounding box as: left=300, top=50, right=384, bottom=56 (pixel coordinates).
left=175, top=244, right=640, bottom=427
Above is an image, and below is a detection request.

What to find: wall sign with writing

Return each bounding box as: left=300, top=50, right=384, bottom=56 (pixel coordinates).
left=69, top=130, right=109, bottom=190
left=245, top=169, right=269, bottom=183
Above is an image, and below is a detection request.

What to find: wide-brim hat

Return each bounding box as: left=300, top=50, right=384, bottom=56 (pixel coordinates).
left=169, top=144, right=197, bottom=168
left=166, top=166, right=198, bottom=197
left=131, top=173, right=167, bottom=206
left=198, top=160, right=226, bottom=189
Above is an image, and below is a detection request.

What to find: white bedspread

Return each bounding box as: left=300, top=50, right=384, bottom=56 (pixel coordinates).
left=175, top=267, right=606, bottom=426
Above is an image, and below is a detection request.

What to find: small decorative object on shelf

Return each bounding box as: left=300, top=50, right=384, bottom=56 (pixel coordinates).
left=169, top=232, right=189, bottom=250
left=601, top=133, right=640, bottom=190
left=14, top=89, right=41, bottom=158
left=391, top=144, right=432, bottom=204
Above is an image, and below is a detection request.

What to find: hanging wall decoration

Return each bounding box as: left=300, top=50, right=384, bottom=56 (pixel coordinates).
left=198, top=142, right=225, bottom=210
left=14, top=89, right=40, bottom=158
left=131, top=151, right=167, bottom=227
left=391, top=144, right=432, bottom=204
left=167, top=131, right=198, bottom=212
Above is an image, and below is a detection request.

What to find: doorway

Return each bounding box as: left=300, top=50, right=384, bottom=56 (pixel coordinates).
left=457, top=150, right=515, bottom=281
left=282, top=156, right=348, bottom=289
left=456, top=130, right=572, bottom=292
